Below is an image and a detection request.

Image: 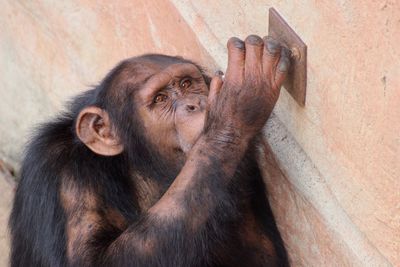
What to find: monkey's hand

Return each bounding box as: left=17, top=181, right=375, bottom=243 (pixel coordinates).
left=205, top=35, right=290, bottom=144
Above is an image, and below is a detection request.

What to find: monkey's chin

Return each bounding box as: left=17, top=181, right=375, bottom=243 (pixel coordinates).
left=177, top=137, right=195, bottom=154
left=173, top=147, right=184, bottom=154
left=181, top=143, right=196, bottom=155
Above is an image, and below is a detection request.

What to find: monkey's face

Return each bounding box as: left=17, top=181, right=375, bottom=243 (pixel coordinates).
left=136, top=63, right=209, bottom=159
left=75, top=59, right=209, bottom=166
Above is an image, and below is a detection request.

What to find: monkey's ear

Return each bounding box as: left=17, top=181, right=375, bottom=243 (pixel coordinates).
left=76, top=107, right=123, bottom=156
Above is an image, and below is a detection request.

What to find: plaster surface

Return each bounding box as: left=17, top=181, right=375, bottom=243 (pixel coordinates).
left=172, top=1, right=400, bottom=264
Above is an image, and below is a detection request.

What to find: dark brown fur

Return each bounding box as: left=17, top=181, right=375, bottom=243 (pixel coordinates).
left=10, top=35, right=290, bottom=267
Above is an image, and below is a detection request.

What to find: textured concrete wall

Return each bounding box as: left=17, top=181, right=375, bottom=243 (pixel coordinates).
left=0, top=0, right=399, bottom=266
left=171, top=1, right=399, bottom=265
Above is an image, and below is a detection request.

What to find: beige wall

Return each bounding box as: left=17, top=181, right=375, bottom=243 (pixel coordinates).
left=0, top=0, right=399, bottom=266
left=167, top=1, right=400, bottom=265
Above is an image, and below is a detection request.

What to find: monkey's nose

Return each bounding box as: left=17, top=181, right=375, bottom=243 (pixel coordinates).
left=180, top=96, right=206, bottom=113
left=186, top=103, right=199, bottom=112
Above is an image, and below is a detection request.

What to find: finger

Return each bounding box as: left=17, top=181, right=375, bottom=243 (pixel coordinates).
left=225, top=37, right=245, bottom=84
left=244, top=35, right=264, bottom=79
left=208, top=70, right=224, bottom=105
left=262, top=36, right=282, bottom=77
left=274, top=47, right=291, bottom=89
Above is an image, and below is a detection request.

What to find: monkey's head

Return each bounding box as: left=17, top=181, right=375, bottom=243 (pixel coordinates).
left=75, top=54, right=210, bottom=175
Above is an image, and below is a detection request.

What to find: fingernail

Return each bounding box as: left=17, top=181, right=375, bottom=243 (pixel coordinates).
left=278, top=58, right=290, bottom=72
left=230, top=37, right=245, bottom=49
left=245, top=35, right=263, bottom=45
left=265, top=36, right=280, bottom=54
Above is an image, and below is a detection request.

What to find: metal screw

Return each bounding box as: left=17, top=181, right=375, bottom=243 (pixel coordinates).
left=290, top=47, right=301, bottom=60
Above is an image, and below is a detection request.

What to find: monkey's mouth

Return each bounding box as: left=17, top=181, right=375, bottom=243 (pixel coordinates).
left=174, top=147, right=184, bottom=153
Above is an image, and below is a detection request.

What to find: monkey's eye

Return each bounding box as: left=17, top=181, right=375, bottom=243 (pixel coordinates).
left=153, top=94, right=168, bottom=103
left=179, top=78, right=192, bottom=89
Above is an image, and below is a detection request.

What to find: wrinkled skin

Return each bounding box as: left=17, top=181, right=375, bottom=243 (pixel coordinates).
left=136, top=62, right=209, bottom=155
left=9, top=35, right=291, bottom=267
left=135, top=35, right=289, bottom=162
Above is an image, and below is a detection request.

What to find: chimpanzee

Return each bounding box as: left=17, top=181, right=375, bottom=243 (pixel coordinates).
left=9, top=35, right=291, bottom=267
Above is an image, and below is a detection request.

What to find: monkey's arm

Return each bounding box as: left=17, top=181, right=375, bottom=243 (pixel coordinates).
left=63, top=35, right=289, bottom=267
left=104, top=134, right=248, bottom=266
left=60, top=134, right=248, bottom=267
